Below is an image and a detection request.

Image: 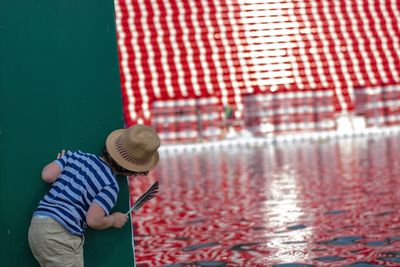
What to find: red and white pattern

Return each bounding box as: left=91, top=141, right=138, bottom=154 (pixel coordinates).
left=243, top=90, right=335, bottom=135
left=115, top=0, right=400, bottom=138
left=152, top=97, right=223, bottom=143
left=354, top=84, right=400, bottom=127
left=129, top=137, right=400, bottom=266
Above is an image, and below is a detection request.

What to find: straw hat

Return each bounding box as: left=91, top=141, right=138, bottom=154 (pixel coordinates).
left=106, top=125, right=160, bottom=172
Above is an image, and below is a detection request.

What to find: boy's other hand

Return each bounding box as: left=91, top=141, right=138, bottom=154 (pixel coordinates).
left=57, top=149, right=66, bottom=159
left=111, top=212, right=129, bottom=228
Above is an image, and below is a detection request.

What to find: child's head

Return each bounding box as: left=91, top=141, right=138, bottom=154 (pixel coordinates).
left=101, top=147, right=149, bottom=176
left=103, top=124, right=160, bottom=176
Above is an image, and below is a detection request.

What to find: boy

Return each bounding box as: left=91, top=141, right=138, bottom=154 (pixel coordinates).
left=28, top=124, right=160, bottom=267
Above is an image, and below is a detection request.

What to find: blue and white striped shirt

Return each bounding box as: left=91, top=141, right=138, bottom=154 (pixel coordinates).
left=34, top=150, right=119, bottom=236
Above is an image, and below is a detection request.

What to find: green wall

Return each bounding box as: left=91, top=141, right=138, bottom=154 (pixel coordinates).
left=0, top=1, right=134, bottom=266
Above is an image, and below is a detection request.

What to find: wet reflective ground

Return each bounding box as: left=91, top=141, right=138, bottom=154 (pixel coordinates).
left=130, top=134, right=400, bottom=267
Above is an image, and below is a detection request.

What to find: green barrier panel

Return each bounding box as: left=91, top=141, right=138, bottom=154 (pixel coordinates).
left=0, top=1, right=134, bottom=266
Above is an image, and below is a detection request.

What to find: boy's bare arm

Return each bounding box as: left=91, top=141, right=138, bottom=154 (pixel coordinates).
left=41, top=149, right=66, bottom=183
left=86, top=202, right=128, bottom=230
left=41, top=162, right=62, bottom=183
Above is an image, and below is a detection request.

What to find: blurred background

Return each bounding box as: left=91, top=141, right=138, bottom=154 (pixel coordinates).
left=115, top=0, right=400, bottom=266
left=115, top=0, right=400, bottom=143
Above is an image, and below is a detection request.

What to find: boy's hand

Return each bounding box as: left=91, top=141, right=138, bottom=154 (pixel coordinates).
left=57, top=149, right=66, bottom=159
left=111, top=212, right=129, bottom=228
left=87, top=204, right=128, bottom=230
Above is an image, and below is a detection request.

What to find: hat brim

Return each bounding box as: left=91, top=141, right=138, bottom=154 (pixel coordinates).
left=106, top=129, right=159, bottom=172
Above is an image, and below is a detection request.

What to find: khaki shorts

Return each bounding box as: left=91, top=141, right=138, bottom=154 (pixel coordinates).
left=28, top=216, right=84, bottom=267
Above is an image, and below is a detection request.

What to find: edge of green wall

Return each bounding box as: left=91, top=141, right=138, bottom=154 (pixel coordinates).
left=0, top=1, right=134, bottom=266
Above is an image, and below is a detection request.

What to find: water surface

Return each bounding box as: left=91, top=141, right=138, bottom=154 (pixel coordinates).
left=130, top=135, right=400, bottom=266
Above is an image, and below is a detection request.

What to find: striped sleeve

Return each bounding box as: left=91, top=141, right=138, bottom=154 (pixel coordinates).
left=93, top=184, right=119, bottom=215
left=54, top=150, right=73, bottom=171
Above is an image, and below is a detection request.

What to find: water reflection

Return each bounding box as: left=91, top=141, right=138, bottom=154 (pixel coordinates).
left=130, top=134, right=400, bottom=266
